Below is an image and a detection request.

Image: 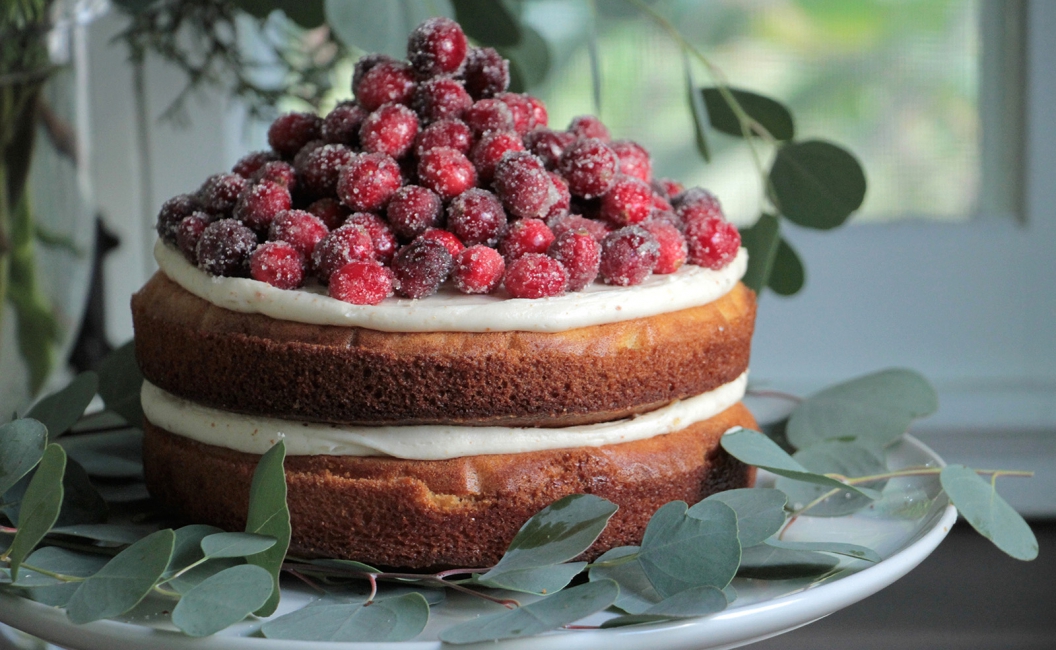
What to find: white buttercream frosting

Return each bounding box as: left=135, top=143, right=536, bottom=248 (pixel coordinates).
left=142, top=373, right=748, bottom=459
left=155, top=240, right=747, bottom=333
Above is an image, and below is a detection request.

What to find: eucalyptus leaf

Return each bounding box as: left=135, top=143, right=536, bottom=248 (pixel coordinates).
left=0, top=418, right=47, bottom=496
left=940, top=466, right=1038, bottom=561
left=306, top=557, right=380, bottom=574
left=66, top=528, right=175, bottom=624
left=588, top=545, right=658, bottom=614
left=500, top=24, right=550, bottom=93
left=600, top=584, right=728, bottom=627
left=8, top=444, right=66, bottom=580
left=638, top=501, right=740, bottom=597
left=169, top=559, right=244, bottom=595
left=684, top=56, right=710, bottom=162
left=697, top=488, right=787, bottom=547
left=768, top=237, right=805, bottom=296
left=787, top=368, right=938, bottom=450
left=758, top=415, right=795, bottom=453
left=165, top=524, right=224, bottom=580
left=24, top=372, right=98, bottom=439
left=770, top=140, right=866, bottom=230
left=262, top=592, right=430, bottom=642
left=737, top=544, right=839, bottom=580
left=201, top=532, right=277, bottom=559
left=738, top=214, right=780, bottom=293
left=55, top=457, right=108, bottom=527
left=765, top=539, right=880, bottom=563
left=16, top=547, right=108, bottom=607
left=172, top=564, right=274, bottom=637
left=59, top=430, right=143, bottom=479
left=439, top=579, right=619, bottom=644
left=476, top=562, right=585, bottom=595
left=97, top=342, right=144, bottom=428
left=50, top=523, right=153, bottom=545
left=245, top=441, right=290, bottom=616
left=452, top=0, right=519, bottom=47
left=325, top=0, right=451, bottom=58
left=777, top=440, right=888, bottom=516
left=701, top=87, right=794, bottom=141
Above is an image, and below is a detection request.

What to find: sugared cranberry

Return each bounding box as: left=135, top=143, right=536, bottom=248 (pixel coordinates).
left=684, top=214, right=740, bottom=270
left=524, top=128, right=576, bottom=170
left=548, top=230, right=600, bottom=291
left=678, top=194, right=725, bottom=229
left=251, top=161, right=298, bottom=192
left=297, top=145, right=354, bottom=198
left=471, top=131, right=524, bottom=184
left=558, top=138, right=619, bottom=199
left=499, top=218, right=555, bottom=261
left=360, top=103, right=419, bottom=159
left=548, top=213, right=610, bottom=242
left=647, top=209, right=684, bottom=232
left=463, top=47, right=509, bottom=99
left=568, top=115, right=610, bottom=142
left=526, top=96, right=548, bottom=128
left=354, top=60, right=417, bottom=112
left=250, top=241, right=304, bottom=289
left=392, top=238, right=453, bottom=299
left=413, top=76, right=472, bottom=123
left=415, top=119, right=472, bottom=155
left=600, top=225, right=659, bottom=286
left=463, top=98, right=516, bottom=136
left=651, top=194, right=674, bottom=213
left=329, top=260, right=395, bottom=305
left=495, top=92, right=534, bottom=134
left=418, top=147, right=477, bottom=200
left=307, top=198, right=350, bottom=230
left=175, top=213, right=209, bottom=263
left=233, top=151, right=279, bottom=179
left=655, top=178, right=684, bottom=199
left=640, top=220, right=687, bottom=274
left=674, top=186, right=722, bottom=213
left=546, top=172, right=572, bottom=219
left=199, top=173, right=247, bottom=216
left=269, top=209, right=328, bottom=259
left=268, top=113, right=323, bottom=158
left=312, top=223, right=376, bottom=283
left=447, top=188, right=507, bottom=247
left=196, top=218, right=258, bottom=277
left=505, top=253, right=568, bottom=298
left=337, top=153, right=402, bottom=212
left=347, top=212, right=399, bottom=264
left=353, top=53, right=395, bottom=93
left=234, top=180, right=291, bottom=233
left=322, top=101, right=369, bottom=147
left=611, top=140, right=651, bottom=182
left=453, top=245, right=505, bottom=294
left=157, top=193, right=203, bottom=244
left=599, top=175, right=653, bottom=227
left=418, top=228, right=465, bottom=258
left=407, top=17, right=468, bottom=77
left=493, top=152, right=557, bottom=220
left=386, top=185, right=443, bottom=240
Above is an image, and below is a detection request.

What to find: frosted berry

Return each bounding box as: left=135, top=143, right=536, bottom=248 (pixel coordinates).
left=269, top=209, right=328, bottom=259
left=354, top=60, right=417, bottom=112
left=640, top=220, right=687, bottom=274
left=499, top=218, right=555, bottom=261
left=651, top=193, right=674, bottom=213
left=463, top=47, right=509, bottom=99
left=353, top=53, right=395, bottom=93
left=157, top=193, right=203, bottom=244
left=418, top=228, right=465, bottom=258
left=558, top=138, right=619, bottom=199
left=392, top=238, right=453, bottom=299
left=453, top=245, right=505, bottom=294
left=418, top=146, right=477, bottom=200
left=415, top=119, right=472, bottom=155
left=268, top=112, right=323, bottom=158
left=463, top=98, right=516, bottom=136
left=600, top=225, right=659, bottom=286
left=674, top=186, right=722, bottom=213
left=548, top=229, right=600, bottom=291
left=548, top=213, right=609, bottom=242
left=413, top=76, right=472, bottom=124
left=312, top=223, right=375, bottom=283
left=599, top=175, right=654, bottom=227
left=329, top=260, right=395, bottom=305
left=322, top=101, right=368, bottom=147
left=524, top=128, right=576, bottom=170
left=407, top=17, right=468, bottom=77
left=647, top=208, right=684, bottom=232
left=611, top=140, right=651, bottom=182
left=678, top=193, right=725, bottom=231
left=198, top=173, right=247, bottom=216
left=526, top=96, right=548, bottom=128
left=495, top=92, right=534, bottom=135
left=568, top=115, right=610, bottom=142
left=175, top=213, right=209, bottom=263
left=196, top=218, right=258, bottom=277
left=360, top=103, right=419, bottom=159
left=471, top=131, right=524, bottom=184
left=298, top=145, right=354, bottom=198
left=347, top=212, right=399, bottom=264
left=233, top=150, right=279, bottom=179
left=250, top=241, right=304, bottom=290
left=307, top=198, right=350, bottom=230
left=655, top=178, right=684, bottom=199
left=684, top=214, right=740, bottom=270
left=493, top=152, right=557, bottom=220
left=337, top=153, right=402, bottom=212
left=546, top=172, right=572, bottom=219
left=234, top=180, right=292, bottom=233
left=447, top=188, right=507, bottom=247
left=505, top=253, right=568, bottom=299
left=251, top=160, right=297, bottom=192
left=386, top=185, right=443, bottom=240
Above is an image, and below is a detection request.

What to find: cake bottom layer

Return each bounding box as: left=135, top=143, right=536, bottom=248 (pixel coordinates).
left=142, top=402, right=757, bottom=569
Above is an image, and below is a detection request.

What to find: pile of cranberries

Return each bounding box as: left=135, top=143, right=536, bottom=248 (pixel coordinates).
left=156, top=17, right=741, bottom=305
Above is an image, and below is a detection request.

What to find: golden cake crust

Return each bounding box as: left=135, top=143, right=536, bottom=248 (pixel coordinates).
left=143, top=402, right=757, bottom=569
left=131, top=273, right=756, bottom=427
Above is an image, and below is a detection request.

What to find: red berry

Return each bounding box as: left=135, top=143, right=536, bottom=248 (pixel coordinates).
left=568, top=115, right=610, bottom=142
left=232, top=150, right=279, bottom=179
left=463, top=98, right=516, bottom=137
left=548, top=213, right=610, bottom=242
left=446, top=188, right=507, bottom=247
left=600, top=225, right=660, bottom=286
left=322, top=101, right=369, bottom=147
left=329, top=260, right=394, bottom=305
left=337, top=153, right=402, bottom=212
left=175, top=213, right=209, bottom=263
left=495, top=92, right=534, bottom=134
left=599, top=175, right=654, bottom=227
left=674, top=187, right=722, bottom=213
left=548, top=230, right=600, bottom=291
left=611, top=140, right=651, bottom=182
left=526, top=96, right=548, bottom=128
left=493, top=152, right=557, bottom=220
left=505, top=253, right=568, bottom=298
left=417, top=147, right=477, bottom=200
left=499, top=217, right=555, bottom=261
left=418, top=228, right=465, bottom=258
left=407, top=17, right=468, bottom=77
left=655, top=178, right=684, bottom=199
left=453, top=245, right=505, bottom=294
left=298, top=144, right=355, bottom=198
left=392, top=238, right=453, bottom=299
left=268, top=112, right=323, bottom=158
left=250, top=241, right=305, bottom=289
left=413, top=76, right=472, bottom=123
left=415, top=119, right=472, bottom=155
left=198, top=173, right=247, bottom=216
left=524, top=128, right=576, bottom=170
left=678, top=195, right=725, bottom=229
left=463, top=47, right=509, bottom=99
left=647, top=209, right=684, bottom=232
left=234, top=180, right=292, bottom=233
left=471, top=131, right=524, bottom=184
left=386, top=185, right=443, bottom=240
left=640, top=220, right=687, bottom=274
left=354, top=60, right=417, bottom=112
left=546, top=172, right=572, bottom=219
left=307, top=198, right=350, bottom=230
left=347, top=212, right=399, bottom=264
left=251, top=161, right=298, bottom=192
left=353, top=53, right=396, bottom=92
left=196, top=218, right=258, bottom=277
left=157, top=193, right=204, bottom=244
left=360, top=103, right=419, bottom=159
left=558, top=138, right=619, bottom=199
left=312, top=223, right=376, bottom=283
left=652, top=193, right=674, bottom=213
left=269, top=209, right=329, bottom=259
left=684, top=215, right=740, bottom=270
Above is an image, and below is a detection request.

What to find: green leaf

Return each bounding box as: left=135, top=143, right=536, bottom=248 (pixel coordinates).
left=452, top=0, right=520, bottom=47
left=777, top=440, right=888, bottom=516
left=15, top=547, right=107, bottom=607
left=325, top=0, right=452, bottom=58
left=170, top=559, right=244, bottom=595
left=701, top=87, right=795, bottom=141
left=721, top=428, right=881, bottom=500
left=164, top=524, right=224, bottom=587
left=638, top=501, right=740, bottom=597
left=696, top=488, right=787, bottom=547
left=684, top=56, right=710, bottom=162
left=787, top=368, right=938, bottom=450
left=262, top=592, right=430, bottom=642
left=770, top=140, right=866, bottom=230
left=768, top=237, right=805, bottom=296
left=500, top=23, right=550, bottom=93
left=244, top=441, right=290, bottom=616
left=66, top=528, right=175, bottom=624
left=59, top=430, right=143, bottom=478
left=0, top=418, right=47, bottom=495
left=765, top=539, right=881, bottom=563
left=50, top=523, right=152, bottom=545
left=737, top=544, right=839, bottom=579
left=738, top=213, right=780, bottom=293
left=274, top=0, right=326, bottom=28
left=599, top=584, right=728, bottom=627
left=55, top=457, right=108, bottom=527
left=200, top=532, right=277, bottom=559
left=475, top=562, right=586, bottom=595
left=24, top=372, right=98, bottom=439
left=588, top=545, right=659, bottom=614
left=439, top=579, right=619, bottom=644
left=8, top=444, right=66, bottom=580
left=97, top=342, right=144, bottom=428
left=940, top=466, right=1038, bottom=561
left=172, top=564, right=274, bottom=637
